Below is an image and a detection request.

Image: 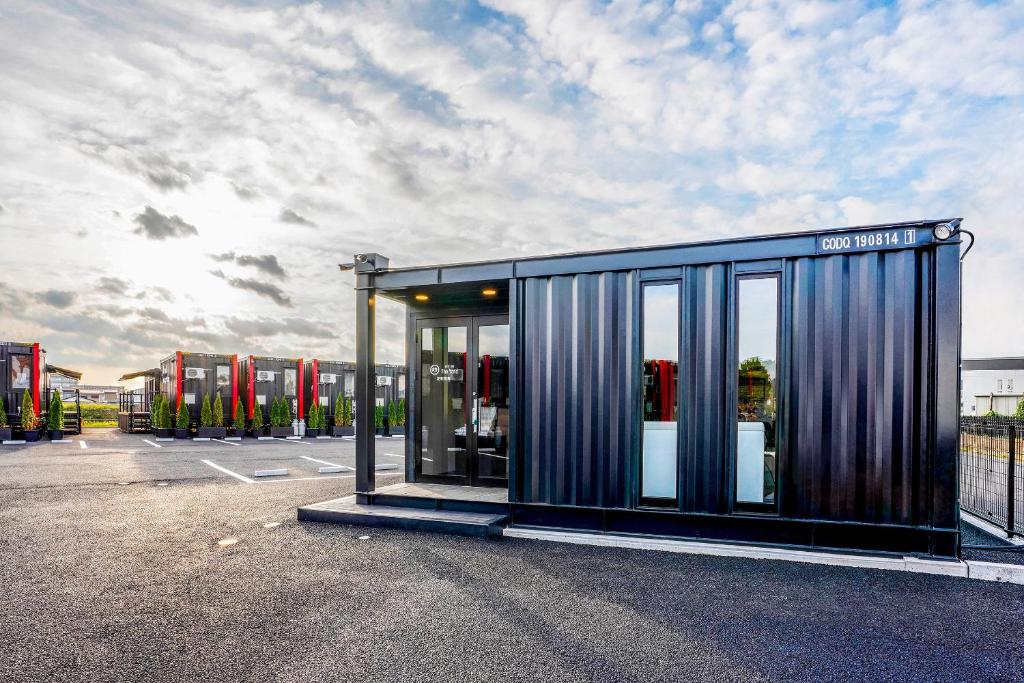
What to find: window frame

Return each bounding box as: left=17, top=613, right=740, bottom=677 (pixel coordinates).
left=638, top=278, right=682, bottom=508
left=732, top=271, right=782, bottom=515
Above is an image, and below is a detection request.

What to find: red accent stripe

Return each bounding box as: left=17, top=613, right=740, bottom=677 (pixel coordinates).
left=311, top=359, right=319, bottom=414
left=176, top=351, right=183, bottom=409
left=482, top=354, right=491, bottom=405
left=32, top=343, right=40, bottom=417
left=231, top=354, right=238, bottom=418
left=297, top=358, right=304, bottom=419
left=248, top=356, right=255, bottom=419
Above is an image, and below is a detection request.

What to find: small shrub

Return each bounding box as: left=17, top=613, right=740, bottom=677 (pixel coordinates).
left=984, top=409, right=1001, bottom=418
left=176, top=398, right=190, bottom=430
left=251, top=400, right=265, bottom=431
left=47, top=391, right=64, bottom=431
left=0, top=396, right=7, bottom=428
left=200, top=394, right=212, bottom=428
left=159, top=396, right=171, bottom=429
left=212, top=392, right=224, bottom=427
left=396, top=399, right=405, bottom=427
left=233, top=399, right=245, bottom=431
left=21, top=390, right=37, bottom=430
left=374, top=404, right=384, bottom=429
left=387, top=401, right=398, bottom=428
left=1015, top=400, right=1024, bottom=419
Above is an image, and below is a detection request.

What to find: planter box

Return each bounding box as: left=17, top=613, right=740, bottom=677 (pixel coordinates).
left=228, top=428, right=243, bottom=438
left=153, top=428, right=174, bottom=438
left=24, top=430, right=41, bottom=443
left=197, top=427, right=227, bottom=439
left=0, top=427, right=11, bottom=441
left=175, top=428, right=189, bottom=439
left=270, top=427, right=292, bottom=438
left=331, top=425, right=354, bottom=437
left=50, top=430, right=64, bottom=441
left=306, top=428, right=321, bottom=438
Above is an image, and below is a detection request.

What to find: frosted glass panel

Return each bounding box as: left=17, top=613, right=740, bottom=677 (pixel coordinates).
left=642, top=422, right=677, bottom=498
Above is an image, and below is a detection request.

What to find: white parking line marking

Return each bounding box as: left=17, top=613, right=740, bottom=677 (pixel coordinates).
left=274, top=437, right=311, bottom=446
left=143, top=440, right=162, bottom=448
left=254, top=474, right=355, bottom=484
left=79, top=441, right=88, bottom=449
left=300, top=455, right=349, bottom=469
left=201, top=459, right=254, bottom=484
left=212, top=438, right=240, bottom=446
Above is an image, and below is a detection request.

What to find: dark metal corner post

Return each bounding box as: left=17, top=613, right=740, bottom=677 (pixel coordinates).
left=354, top=253, right=389, bottom=494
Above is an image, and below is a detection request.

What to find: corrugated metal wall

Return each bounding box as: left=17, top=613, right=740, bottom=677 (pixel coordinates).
left=510, top=246, right=952, bottom=532
left=785, top=250, right=926, bottom=525
left=519, top=271, right=636, bottom=508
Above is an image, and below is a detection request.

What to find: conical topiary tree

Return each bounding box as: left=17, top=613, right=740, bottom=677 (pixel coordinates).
left=334, top=397, right=344, bottom=428
left=0, top=396, right=8, bottom=428
left=251, top=400, right=264, bottom=432
left=396, top=399, right=406, bottom=427
left=176, top=397, right=189, bottom=430
left=159, top=395, right=171, bottom=429
left=374, top=404, right=384, bottom=430
left=21, top=389, right=37, bottom=431
left=387, top=401, right=398, bottom=429
left=212, top=392, right=224, bottom=427
left=200, top=394, right=212, bottom=428
left=47, top=390, right=64, bottom=431
left=233, top=399, right=244, bottom=431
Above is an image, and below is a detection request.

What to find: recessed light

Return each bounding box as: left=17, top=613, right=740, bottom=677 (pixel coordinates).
left=482, top=288, right=497, bottom=297
left=414, top=294, right=429, bottom=301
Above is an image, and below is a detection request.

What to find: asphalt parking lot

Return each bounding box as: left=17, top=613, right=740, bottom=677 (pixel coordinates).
left=2, top=429, right=1024, bottom=682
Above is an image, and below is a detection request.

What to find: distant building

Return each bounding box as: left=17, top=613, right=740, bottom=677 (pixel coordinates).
left=961, top=357, right=1024, bottom=415
left=63, top=384, right=120, bottom=404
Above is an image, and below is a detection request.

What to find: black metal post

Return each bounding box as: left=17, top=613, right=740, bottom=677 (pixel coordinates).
left=1008, top=425, right=1016, bottom=536
left=355, top=273, right=377, bottom=494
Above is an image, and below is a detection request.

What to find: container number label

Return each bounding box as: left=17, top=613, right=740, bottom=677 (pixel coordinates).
left=817, top=228, right=924, bottom=255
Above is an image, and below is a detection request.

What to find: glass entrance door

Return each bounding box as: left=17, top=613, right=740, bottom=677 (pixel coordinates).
left=416, top=316, right=510, bottom=487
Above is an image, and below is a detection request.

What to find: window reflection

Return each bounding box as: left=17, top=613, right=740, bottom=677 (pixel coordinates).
left=419, top=326, right=468, bottom=478
left=476, top=324, right=509, bottom=481
left=642, top=283, right=679, bottom=501
left=736, top=276, right=778, bottom=506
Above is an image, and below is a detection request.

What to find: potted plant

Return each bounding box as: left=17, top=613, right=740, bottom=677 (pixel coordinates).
left=332, top=397, right=353, bottom=437
left=47, top=390, right=64, bottom=441
left=305, top=404, right=321, bottom=438
left=21, top=390, right=41, bottom=442
left=387, top=400, right=400, bottom=437
left=250, top=400, right=266, bottom=437
left=231, top=398, right=245, bottom=438
left=374, top=404, right=385, bottom=436
left=196, top=393, right=227, bottom=439
left=152, top=395, right=174, bottom=438
left=270, top=396, right=292, bottom=438
left=395, top=398, right=406, bottom=435
left=0, top=397, right=10, bottom=442
left=174, top=398, right=190, bottom=438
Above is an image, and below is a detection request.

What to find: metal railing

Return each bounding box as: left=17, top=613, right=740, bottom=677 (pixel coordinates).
left=960, top=420, right=1024, bottom=537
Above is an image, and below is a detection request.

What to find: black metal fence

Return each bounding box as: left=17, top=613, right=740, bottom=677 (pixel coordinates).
left=960, top=419, right=1024, bottom=537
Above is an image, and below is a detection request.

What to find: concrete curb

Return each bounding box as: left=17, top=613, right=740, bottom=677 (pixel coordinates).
left=961, top=509, right=1024, bottom=546
left=502, top=527, right=1024, bottom=585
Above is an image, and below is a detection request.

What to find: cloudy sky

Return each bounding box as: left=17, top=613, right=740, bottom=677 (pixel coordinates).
left=1, top=0, right=1022, bottom=385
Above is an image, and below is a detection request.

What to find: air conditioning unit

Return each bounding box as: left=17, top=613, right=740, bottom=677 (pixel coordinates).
left=184, top=367, right=204, bottom=380
left=376, top=375, right=393, bottom=387
left=256, top=370, right=274, bottom=382
left=319, top=373, right=337, bottom=384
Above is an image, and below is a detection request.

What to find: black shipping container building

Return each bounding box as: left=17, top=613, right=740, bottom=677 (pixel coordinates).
left=304, top=360, right=407, bottom=424
left=1, top=341, right=48, bottom=427
left=159, top=352, right=239, bottom=423
left=333, top=219, right=966, bottom=557
left=238, top=355, right=302, bottom=426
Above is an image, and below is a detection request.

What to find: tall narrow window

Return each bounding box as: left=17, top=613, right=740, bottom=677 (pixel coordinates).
left=641, top=283, right=680, bottom=501
left=736, top=276, right=779, bottom=507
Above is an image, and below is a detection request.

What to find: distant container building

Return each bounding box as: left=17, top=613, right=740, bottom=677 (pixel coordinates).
left=961, top=357, right=1024, bottom=415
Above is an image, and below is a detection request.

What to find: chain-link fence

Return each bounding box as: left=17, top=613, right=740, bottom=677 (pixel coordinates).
left=960, top=420, right=1024, bottom=537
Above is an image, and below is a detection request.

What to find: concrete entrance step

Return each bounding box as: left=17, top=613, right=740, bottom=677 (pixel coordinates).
left=298, top=496, right=508, bottom=538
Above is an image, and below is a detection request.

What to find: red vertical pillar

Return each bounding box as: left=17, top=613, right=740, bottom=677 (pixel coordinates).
left=32, top=343, right=40, bottom=417
left=311, top=359, right=319, bottom=414
left=231, top=354, right=238, bottom=417
left=175, top=351, right=183, bottom=409
left=248, top=356, right=255, bottom=419
left=297, top=358, right=304, bottom=419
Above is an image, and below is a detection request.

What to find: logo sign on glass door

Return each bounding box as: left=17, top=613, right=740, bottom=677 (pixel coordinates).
left=429, top=364, right=463, bottom=382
